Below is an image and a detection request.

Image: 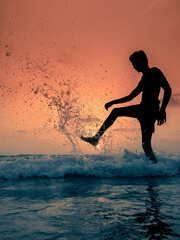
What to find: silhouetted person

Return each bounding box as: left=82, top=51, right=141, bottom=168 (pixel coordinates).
left=81, top=50, right=172, bottom=163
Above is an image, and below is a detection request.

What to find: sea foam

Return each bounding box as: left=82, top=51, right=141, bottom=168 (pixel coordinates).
left=0, top=150, right=179, bottom=179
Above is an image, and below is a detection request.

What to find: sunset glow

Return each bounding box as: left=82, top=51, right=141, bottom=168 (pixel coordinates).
left=0, top=0, right=180, bottom=155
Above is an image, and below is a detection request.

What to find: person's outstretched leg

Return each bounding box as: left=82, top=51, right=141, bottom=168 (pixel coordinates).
left=141, top=131, right=157, bottom=163
left=81, top=105, right=140, bottom=147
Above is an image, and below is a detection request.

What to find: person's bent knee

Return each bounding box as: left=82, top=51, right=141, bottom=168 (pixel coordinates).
left=111, top=108, right=119, bottom=116
left=105, top=108, right=119, bottom=125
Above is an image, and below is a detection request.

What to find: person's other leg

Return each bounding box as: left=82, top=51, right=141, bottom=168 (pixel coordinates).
left=141, top=130, right=157, bottom=163
left=81, top=105, right=140, bottom=146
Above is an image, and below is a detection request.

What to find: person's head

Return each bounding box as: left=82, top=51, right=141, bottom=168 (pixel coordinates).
left=129, top=50, right=149, bottom=72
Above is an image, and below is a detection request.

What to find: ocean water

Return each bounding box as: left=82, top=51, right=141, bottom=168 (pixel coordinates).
left=0, top=151, right=180, bottom=240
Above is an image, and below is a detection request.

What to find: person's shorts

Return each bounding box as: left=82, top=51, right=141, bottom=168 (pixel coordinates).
left=135, top=104, right=159, bottom=133
left=116, top=104, right=159, bottom=133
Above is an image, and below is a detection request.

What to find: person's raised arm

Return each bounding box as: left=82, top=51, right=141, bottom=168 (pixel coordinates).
left=105, top=82, right=142, bottom=110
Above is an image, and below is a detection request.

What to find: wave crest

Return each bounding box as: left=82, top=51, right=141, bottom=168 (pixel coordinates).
left=0, top=150, right=180, bottom=179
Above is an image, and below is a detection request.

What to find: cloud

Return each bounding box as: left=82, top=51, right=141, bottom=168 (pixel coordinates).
left=111, top=127, right=138, bottom=132
left=160, top=93, right=180, bottom=107
left=169, top=93, right=180, bottom=106
left=175, top=129, right=180, bottom=135
left=173, top=93, right=180, bottom=97
left=17, top=130, right=28, bottom=134
left=78, top=117, right=100, bottom=124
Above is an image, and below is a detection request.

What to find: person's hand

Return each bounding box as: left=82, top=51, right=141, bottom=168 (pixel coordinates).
left=157, top=109, right=166, bottom=126
left=105, top=101, right=113, bottom=111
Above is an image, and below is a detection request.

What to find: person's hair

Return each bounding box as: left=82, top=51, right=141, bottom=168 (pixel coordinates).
left=129, top=50, right=148, bottom=66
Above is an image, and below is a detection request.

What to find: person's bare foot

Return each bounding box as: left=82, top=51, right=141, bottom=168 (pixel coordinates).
left=80, top=136, right=99, bottom=147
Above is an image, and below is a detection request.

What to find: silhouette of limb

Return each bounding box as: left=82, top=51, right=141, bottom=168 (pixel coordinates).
left=81, top=105, right=139, bottom=147
left=94, top=106, right=139, bottom=139
left=142, top=131, right=157, bottom=163
left=80, top=136, right=98, bottom=147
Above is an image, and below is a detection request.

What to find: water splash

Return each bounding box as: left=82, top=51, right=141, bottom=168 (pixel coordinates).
left=25, top=57, right=84, bottom=155
left=0, top=43, right=136, bottom=156
left=0, top=42, right=86, bottom=154
left=16, top=55, right=115, bottom=156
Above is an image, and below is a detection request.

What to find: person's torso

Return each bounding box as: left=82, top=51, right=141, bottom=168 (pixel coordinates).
left=140, top=67, right=161, bottom=108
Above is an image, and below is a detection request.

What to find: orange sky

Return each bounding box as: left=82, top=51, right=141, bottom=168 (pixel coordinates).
left=0, top=0, right=180, bottom=155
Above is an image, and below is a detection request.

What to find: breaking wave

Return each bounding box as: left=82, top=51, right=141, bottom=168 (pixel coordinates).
left=0, top=150, right=180, bottom=179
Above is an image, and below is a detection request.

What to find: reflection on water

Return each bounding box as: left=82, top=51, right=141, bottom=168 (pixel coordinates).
left=0, top=177, right=180, bottom=240
left=134, top=180, right=179, bottom=239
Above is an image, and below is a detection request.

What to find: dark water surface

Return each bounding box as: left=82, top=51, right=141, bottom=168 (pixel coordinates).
left=0, top=175, right=180, bottom=240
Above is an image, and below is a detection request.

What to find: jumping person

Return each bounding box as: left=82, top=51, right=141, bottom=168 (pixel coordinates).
left=81, top=50, right=172, bottom=163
